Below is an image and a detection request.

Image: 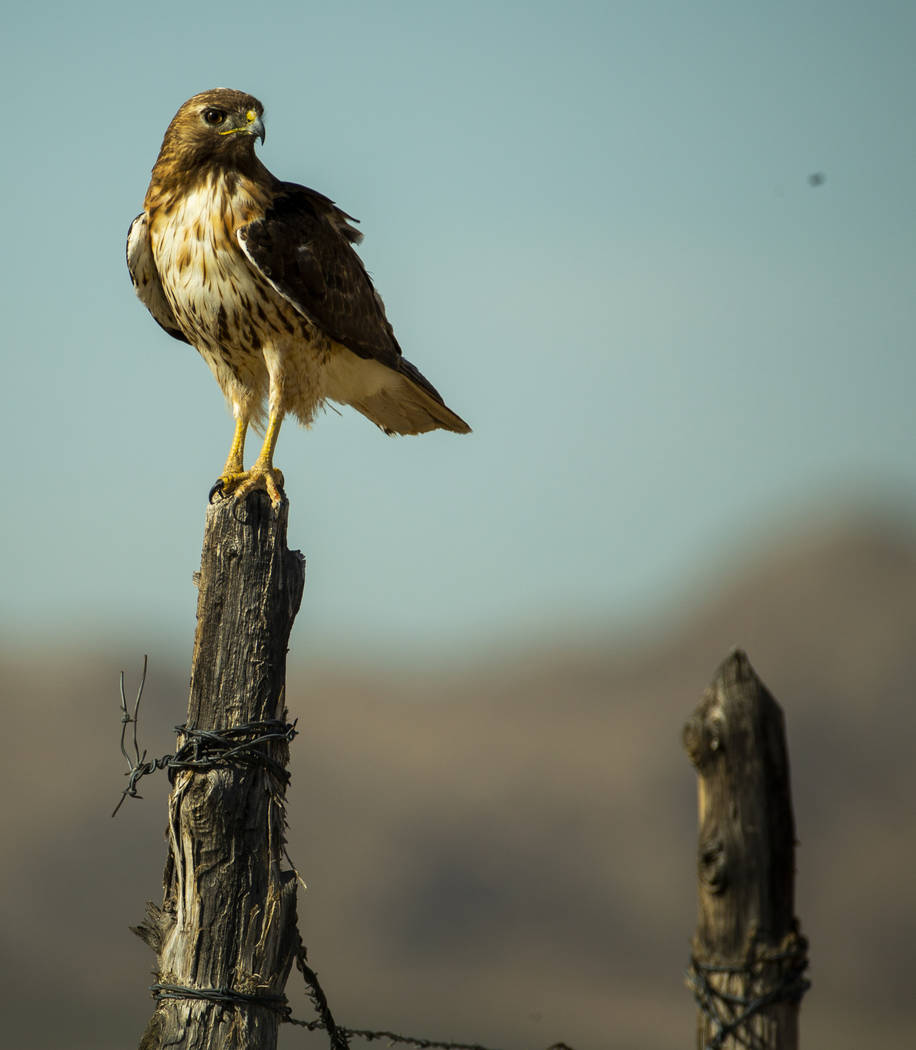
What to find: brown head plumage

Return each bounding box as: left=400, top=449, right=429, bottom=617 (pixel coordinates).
left=147, top=89, right=267, bottom=202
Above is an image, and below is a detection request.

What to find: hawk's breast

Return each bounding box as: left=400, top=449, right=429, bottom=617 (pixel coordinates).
left=147, top=173, right=330, bottom=415
left=150, top=175, right=292, bottom=352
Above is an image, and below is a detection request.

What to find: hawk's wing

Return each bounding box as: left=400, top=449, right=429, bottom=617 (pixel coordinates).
left=237, top=183, right=470, bottom=435
left=126, top=213, right=190, bottom=344
left=237, top=184, right=399, bottom=366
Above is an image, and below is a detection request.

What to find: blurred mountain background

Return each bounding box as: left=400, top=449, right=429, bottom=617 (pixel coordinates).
left=2, top=504, right=915, bottom=1050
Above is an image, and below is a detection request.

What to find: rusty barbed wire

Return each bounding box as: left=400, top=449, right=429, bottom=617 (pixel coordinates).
left=293, top=935, right=349, bottom=1050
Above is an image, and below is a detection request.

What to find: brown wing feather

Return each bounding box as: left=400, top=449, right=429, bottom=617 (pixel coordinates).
left=236, top=183, right=402, bottom=367
left=237, top=182, right=470, bottom=434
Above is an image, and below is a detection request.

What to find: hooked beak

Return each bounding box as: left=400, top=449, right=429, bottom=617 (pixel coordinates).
left=248, top=113, right=265, bottom=144
left=220, top=109, right=265, bottom=144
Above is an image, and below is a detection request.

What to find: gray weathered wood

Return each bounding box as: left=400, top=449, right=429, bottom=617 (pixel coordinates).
left=682, top=648, right=808, bottom=1050
left=135, top=492, right=305, bottom=1050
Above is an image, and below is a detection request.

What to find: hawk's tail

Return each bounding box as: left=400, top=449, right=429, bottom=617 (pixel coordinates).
left=324, top=349, right=471, bottom=436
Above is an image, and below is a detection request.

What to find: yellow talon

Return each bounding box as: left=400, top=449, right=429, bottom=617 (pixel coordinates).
left=215, top=464, right=285, bottom=504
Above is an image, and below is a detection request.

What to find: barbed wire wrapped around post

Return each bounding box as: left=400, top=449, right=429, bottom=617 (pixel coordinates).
left=685, top=930, right=810, bottom=1050
left=112, top=656, right=297, bottom=817
left=149, top=977, right=578, bottom=1050
left=118, top=659, right=580, bottom=1050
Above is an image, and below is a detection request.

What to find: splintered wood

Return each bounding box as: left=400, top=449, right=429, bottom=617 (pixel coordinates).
left=135, top=493, right=305, bottom=1050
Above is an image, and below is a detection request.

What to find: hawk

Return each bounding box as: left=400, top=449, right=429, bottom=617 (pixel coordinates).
left=127, top=88, right=470, bottom=503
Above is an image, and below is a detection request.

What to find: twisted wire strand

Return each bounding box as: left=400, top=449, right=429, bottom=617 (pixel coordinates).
left=122, top=661, right=578, bottom=1050
left=112, top=656, right=296, bottom=816
left=685, top=931, right=810, bottom=1050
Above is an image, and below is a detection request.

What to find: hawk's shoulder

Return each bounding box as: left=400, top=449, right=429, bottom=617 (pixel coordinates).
left=273, top=181, right=365, bottom=244
left=237, top=182, right=401, bottom=370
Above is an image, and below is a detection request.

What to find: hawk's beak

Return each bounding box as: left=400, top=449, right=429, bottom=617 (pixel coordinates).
left=220, top=110, right=265, bottom=144
left=248, top=113, right=266, bottom=144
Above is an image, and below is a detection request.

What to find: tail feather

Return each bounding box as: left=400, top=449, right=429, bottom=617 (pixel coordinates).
left=324, top=347, right=471, bottom=436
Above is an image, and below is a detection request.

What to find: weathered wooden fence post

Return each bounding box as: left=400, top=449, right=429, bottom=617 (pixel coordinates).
left=135, top=492, right=305, bottom=1050
left=682, top=648, right=809, bottom=1050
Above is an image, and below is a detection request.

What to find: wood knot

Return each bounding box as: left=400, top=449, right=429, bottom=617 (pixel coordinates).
left=683, top=712, right=724, bottom=768
left=698, top=834, right=728, bottom=894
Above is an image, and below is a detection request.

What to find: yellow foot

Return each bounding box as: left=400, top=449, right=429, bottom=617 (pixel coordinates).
left=209, top=465, right=286, bottom=505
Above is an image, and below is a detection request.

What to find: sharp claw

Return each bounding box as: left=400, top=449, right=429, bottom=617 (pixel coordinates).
left=209, top=467, right=285, bottom=506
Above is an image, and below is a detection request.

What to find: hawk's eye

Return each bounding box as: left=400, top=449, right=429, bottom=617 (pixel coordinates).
left=203, top=108, right=226, bottom=126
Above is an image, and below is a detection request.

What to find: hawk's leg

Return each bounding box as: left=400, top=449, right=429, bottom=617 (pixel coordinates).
left=221, top=415, right=248, bottom=476
left=212, top=409, right=286, bottom=504
left=209, top=415, right=247, bottom=502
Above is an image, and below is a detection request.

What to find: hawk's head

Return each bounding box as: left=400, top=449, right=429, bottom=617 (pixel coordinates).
left=156, top=89, right=266, bottom=173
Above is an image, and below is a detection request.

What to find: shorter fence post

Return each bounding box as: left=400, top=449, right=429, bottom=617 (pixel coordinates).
left=682, top=648, right=809, bottom=1050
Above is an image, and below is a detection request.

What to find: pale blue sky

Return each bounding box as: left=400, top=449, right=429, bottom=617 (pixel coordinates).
left=2, top=2, right=915, bottom=664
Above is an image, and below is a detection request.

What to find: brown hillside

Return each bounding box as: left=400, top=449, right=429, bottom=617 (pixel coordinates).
left=1, top=509, right=914, bottom=1049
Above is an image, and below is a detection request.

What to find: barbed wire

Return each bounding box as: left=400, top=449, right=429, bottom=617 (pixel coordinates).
left=118, top=659, right=577, bottom=1050
left=152, top=982, right=289, bottom=1014
left=685, top=930, right=810, bottom=1050
left=288, top=934, right=578, bottom=1050
left=112, top=656, right=296, bottom=817
left=147, top=968, right=578, bottom=1050
left=293, top=935, right=349, bottom=1050
left=291, top=1022, right=578, bottom=1050
left=151, top=973, right=576, bottom=1050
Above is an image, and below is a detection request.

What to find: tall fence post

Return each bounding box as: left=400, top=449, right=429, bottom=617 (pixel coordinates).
left=682, top=648, right=809, bottom=1050
left=134, top=492, right=305, bottom=1050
